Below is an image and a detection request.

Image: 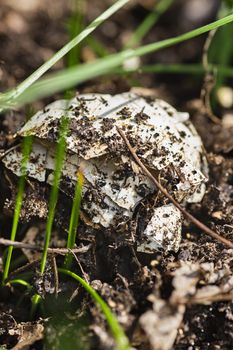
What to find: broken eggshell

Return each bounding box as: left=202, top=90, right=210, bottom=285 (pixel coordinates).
left=2, top=92, right=208, bottom=253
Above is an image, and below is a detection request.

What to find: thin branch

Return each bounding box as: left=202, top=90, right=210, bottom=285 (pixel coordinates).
left=171, top=293, right=233, bottom=305
left=0, top=238, right=91, bottom=255
left=9, top=259, right=39, bottom=279
left=68, top=248, right=89, bottom=283
left=201, top=28, right=221, bottom=124
left=117, top=127, right=233, bottom=249
left=189, top=293, right=233, bottom=304
left=202, top=29, right=217, bottom=70
left=52, top=255, right=59, bottom=297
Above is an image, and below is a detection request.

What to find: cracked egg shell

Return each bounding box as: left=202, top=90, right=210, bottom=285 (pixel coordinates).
left=3, top=92, right=208, bottom=253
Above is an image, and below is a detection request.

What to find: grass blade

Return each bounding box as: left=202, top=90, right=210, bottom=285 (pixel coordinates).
left=58, top=268, right=131, bottom=350
left=9, top=279, right=32, bottom=289
left=11, top=13, right=233, bottom=106
left=2, top=136, right=33, bottom=284
left=40, top=117, right=69, bottom=275
left=32, top=115, right=70, bottom=308
left=64, top=172, right=84, bottom=269
left=66, top=0, right=85, bottom=67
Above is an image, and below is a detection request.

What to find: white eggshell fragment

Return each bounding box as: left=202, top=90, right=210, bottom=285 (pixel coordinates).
left=137, top=204, right=182, bottom=253
left=3, top=92, right=208, bottom=253
left=3, top=142, right=47, bottom=182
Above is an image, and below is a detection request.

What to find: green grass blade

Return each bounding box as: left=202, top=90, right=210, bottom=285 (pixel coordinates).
left=129, top=12, right=233, bottom=56
left=126, top=0, right=174, bottom=48
left=12, top=13, right=233, bottom=106
left=32, top=115, right=70, bottom=309
left=58, top=268, right=131, bottom=350
left=66, top=0, right=85, bottom=67
left=2, top=136, right=33, bottom=284
left=64, top=172, right=84, bottom=269
left=9, top=279, right=32, bottom=289
left=1, top=0, right=130, bottom=103
left=40, top=117, right=69, bottom=275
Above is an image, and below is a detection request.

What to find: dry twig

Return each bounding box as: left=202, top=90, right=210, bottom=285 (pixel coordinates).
left=117, top=127, right=233, bottom=249
left=201, top=28, right=221, bottom=124
left=68, top=248, right=89, bottom=283
left=52, top=255, right=59, bottom=297
left=0, top=238, right=91, bottom=255
left=189, top=293, right=233, bottom=304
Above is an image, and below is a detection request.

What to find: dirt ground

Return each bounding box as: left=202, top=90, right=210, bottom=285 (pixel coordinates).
left=0, top=0, right=233, bottom=349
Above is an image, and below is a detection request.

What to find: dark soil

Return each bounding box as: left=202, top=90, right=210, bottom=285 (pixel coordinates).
left=0, top=0, right=233, bottom=349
